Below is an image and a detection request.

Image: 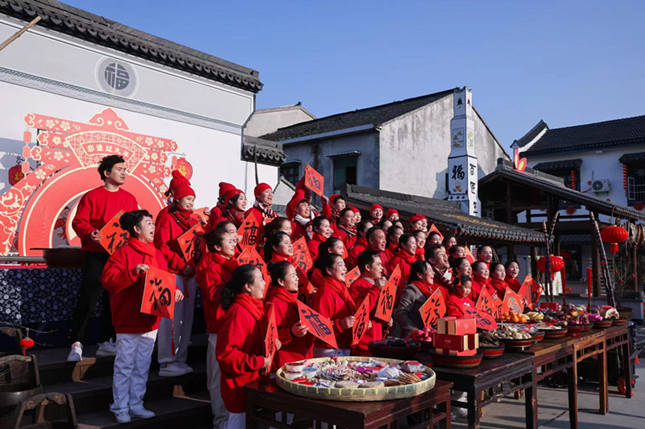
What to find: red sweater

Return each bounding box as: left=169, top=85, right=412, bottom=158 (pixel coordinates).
left=196, top=252, right=239, bottom=333
left=72, top=186, right=138, bottom=253
left=311, top=277, right=356, bottom=349
left=308, top=233, right=327, bottom=261
left=347, top=237, right=367, bottom=269
left=101, top=238, right=166, bottom=333
left=415, top=247, right=425, bottom=261
left=265, top=287, right=313, bottom=368
left=216, top=294, right=266, bottom=413
left=389, top=248, right=417, bottom=298
left=154, top=206, right=198, bottom=274
left=446, top=294, right=476, bottom=319
left=349, top=277, right=384, bottom=354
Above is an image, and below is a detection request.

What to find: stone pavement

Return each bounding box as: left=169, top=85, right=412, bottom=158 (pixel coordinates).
left=451, top=361, right=644, bottom=428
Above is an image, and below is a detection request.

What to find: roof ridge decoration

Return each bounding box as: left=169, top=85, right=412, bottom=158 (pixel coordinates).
left=0, top=0, right=263, bottom=92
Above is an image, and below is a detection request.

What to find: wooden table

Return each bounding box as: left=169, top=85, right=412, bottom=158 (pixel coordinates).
left=244, top=378, right=453, bottom=429
left=521, top=336, right=576, bottom=428
left=564, top=329, right=608, bottom=415
left=603, top=325, right=633, bottom=399
left=420, top=353, right=537, bottom=429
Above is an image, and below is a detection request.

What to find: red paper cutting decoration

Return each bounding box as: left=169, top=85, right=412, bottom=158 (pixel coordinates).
left=634, top=201, right=645, bottom=211
left=623, top=164, right=629, bottom=190
left=8, top=164, right=24, bottom=185
left=600, top=225, right=628, bottom=256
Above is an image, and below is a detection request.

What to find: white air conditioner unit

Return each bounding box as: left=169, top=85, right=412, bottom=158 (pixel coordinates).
left=591, top=179, right=611, bottom=193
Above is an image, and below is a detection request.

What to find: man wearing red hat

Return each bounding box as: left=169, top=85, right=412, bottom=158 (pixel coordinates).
left=329, top=194, right=346, bottom=229
left=154, top=175, right=201, bottom=376
left=369, top=204, right=383, bottom=225
left=206, top=182, right=237, bottom=232
left=68, top=155, right=138, bottom=361
left=246, top=183, right=277, bottom=225
left=409, top=213, right=426, bottom=232
left=386, top=209, right=399, bottom=223
left=332, top=208, right=357, bottom=251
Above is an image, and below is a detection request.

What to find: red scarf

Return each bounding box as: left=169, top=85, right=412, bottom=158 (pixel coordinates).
left=128, top=237, right=158, bottom=266
left=211, top=251, right=240, bottom=274
left=506, top=277, right=521, bottom=293
left=266, top=286, right=298, bottom=308
left=311, top=232, right=328, bottom=243
left=271, top=252, right=294, bottom=266
left=228, top=208, right=246, bottom=228
left=411, top=280, right=435, bottom=298
left=415, top=247, right=425, bottom=261
left=253, top=201, right=277, bottom=222
left=338, top=224, right=357, bottom=236
left=490, top=278, right=507, bottom=296
left=395, top=248, right=417, bottom=265
left=234, top=293, right=265, bottom=321
left=324, top=276, right=356, bottom=312
left=170, top=205, right=195, bottom=231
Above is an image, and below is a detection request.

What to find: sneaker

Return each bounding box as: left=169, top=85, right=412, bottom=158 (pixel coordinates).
left=67, top=342, right=83, bottom=362
left=96, top=340, right=117, bottom=357
left=130, top=407, right=155, bottom=419
left=114, top=411, right=131, bottom=424
left=158, top=362, right=192, bottom=377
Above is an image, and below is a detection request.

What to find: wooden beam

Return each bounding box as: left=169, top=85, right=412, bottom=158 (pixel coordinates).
left=0, top=16, right=41, bottom=52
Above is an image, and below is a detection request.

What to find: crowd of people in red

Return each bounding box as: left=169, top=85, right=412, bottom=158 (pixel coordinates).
left=68, top=155, right=523, bottom=428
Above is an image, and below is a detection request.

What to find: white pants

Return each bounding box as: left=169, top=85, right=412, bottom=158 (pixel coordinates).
left=313, top=346, right=350, bottom=358
left=158, top=275, right=197, bottom=365
left=226, top=412, right=245, bottom=429
left=110, top=329, right=157, bottom=414
left=207, top=333, right=229, bottom=429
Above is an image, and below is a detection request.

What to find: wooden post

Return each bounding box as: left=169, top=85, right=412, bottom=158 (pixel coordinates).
left=0, top=16, right=41, bottom=52
left=530, top=246, right=538, bottom=279
left=633, top=243, right=638, bottom=292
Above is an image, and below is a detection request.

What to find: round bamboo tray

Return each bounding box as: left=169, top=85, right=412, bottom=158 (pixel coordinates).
left=594, top=320, right=613, bottom=329
left=613, top=319, right=628, bottom=326
left=276, top=357, right=436, bottom=402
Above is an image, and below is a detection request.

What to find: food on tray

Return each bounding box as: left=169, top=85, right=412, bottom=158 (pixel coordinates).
left=500, top=312, right=530, bottom=323
left=401, top=360, right=425, bottom=373
left=489, top=324, right=532, bottom=340
left=360, top=381, right=385, bottom=388
left=599, top=305, right=620, bottom=320
left=335, top=380, right=359, bottom=388
left=479, top=331, right=502, bottom=347
left=534, top=322, right=564, bottom=331
left=525, top=311, right=544, bottom=322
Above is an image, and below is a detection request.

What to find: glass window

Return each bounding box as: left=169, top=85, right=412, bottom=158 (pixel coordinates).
left=333, top=157, right=357, bottom=191
left=280, top=162, right=300, bottom=186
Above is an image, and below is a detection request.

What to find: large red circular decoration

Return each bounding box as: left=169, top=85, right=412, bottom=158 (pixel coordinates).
left=537, top=255, right=565, bottom=272
left=600, top=225, right=628, bottom=256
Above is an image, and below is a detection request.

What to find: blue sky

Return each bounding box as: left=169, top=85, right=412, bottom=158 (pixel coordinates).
left=64, top=0, right=645, bottom=149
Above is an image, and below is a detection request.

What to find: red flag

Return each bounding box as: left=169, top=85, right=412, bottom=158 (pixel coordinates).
left=141, top=266, right=177, bottom=319
left=304, top=164, right=324, bottom=196
left=352, top=296, right=370, bottom=346
left=418, top=288, right=446, bottom=329
left=297, top=301, right=337, bottom=349
left=503, top=287, right=524, bottom=314
left=99, top=210, right=128, bottom=255
left=264, top=303, right=278, bottom=371
left=374, top=265, right=401, bottom=322
left=428, top=223, right=444, bottom=242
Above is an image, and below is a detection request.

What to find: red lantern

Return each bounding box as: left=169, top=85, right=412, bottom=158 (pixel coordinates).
left=537, top=255, right=565, bottom=279
left=19, top=337, right=35, bottom=356
left=600, top=225, right=629, bottom=256
left=8, top=164, right=24, bottom=185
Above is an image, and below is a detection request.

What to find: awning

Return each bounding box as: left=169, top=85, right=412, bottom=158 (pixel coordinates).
left=619, top=152, right=645, bottom=164
left=343, top=185, right=546, bottom=244
left=242, top=136, right=287, bottom=166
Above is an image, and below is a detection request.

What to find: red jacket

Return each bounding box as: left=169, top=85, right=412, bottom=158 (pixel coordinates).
left=265, top=287, right=313, bottom=368
left=333, top=226, right=357, bottom=253
left=291, top=220, right=308, bottom=242
left=269, top=253, right=309, bottom=293
left=216, top=294, right=266, bottom=413
left=308, top=233, right=327, bottom=261
left=415, top=247, right=425, bottom=261
left=101, top=238, right=166, bottom=333
left=385, top=242, right=397, bottom=262
left=347, top=237, right=367, bottom=269
left=154, top=206, right=198, bottom=274
left=506, top=277, right=521, bottom=294
left=196, top=251, right=239, bottom=333
left=446, top=294, right=476, bottom=319
left=311, top=276, right=356, bottom=349
left=72, top=186, right=138, bottom=253
left=349, top=277, right=384, bottom=354
left=389, top=248, right=417, bottom=297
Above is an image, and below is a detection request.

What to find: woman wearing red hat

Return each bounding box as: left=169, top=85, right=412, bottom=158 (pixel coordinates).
left=222, top=188, right=247, bottom=228
left=154, top=175, right=200, bottom=377
left=389, top=233, right=418, bottom=299
left=386, top=208, right=399, bottom=223
left=207, top=182, right=237, bottom=232
left=369, top=204, right=383, bottom=225
left=409, top=213, right=426, bottom=232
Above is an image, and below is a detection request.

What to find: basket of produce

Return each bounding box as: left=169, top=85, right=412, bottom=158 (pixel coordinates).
left=430, top=351, right=483, bottom=368
left=276, top=357, right=436, bottom=401
left=368, top=338, right=421, bottom=360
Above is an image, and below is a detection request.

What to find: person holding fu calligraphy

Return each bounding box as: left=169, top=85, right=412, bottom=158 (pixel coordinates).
left=393, top=261, right=447, bottom=337
left=154, top=178, right=201, bottom=377
left=68, top=155, right=138, bottom=362
left=349, top=251, right=389, bottom=355
left=311, top=254, right=355, bottom=357
left=264, top=232, right=308, bottom=292
left=197, top=226, right=239, bottom=429
left=245, top=183, right=278, bottom=245
left=216, top=265, right=276, bottom=429
left=266, top=261, right=312, bottom=368
left=101, top=210, right=184, bottom=424
left=446, top=275, right=475, bottom=318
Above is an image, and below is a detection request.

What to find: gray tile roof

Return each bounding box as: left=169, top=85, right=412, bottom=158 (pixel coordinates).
left=520, top=115, right=645, bottom=156
left=261, top=88, right=456, bottom=142
left=0, top=0, right=263, bottom=92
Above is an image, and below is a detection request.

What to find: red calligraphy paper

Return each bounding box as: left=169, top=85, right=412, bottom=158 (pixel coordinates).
left=374, top=265, right=401, bottom=322
left=297, top=301, right=338, bottom=349
left=141, top=266, right=177, bottom=319
left=237, top=246, right=271, bottom=298
left=352, top=296, right=370, bottom=346
left=345, top=266, right=361, bottom=287
left=292, top=237, right=314, bottom=273
left=190, top=207, right=209, bottom=224
left=463, top=305, right=498, bottom=330
left=518, top=275, right=534, bottom=310
left=304, top=164, right=324, bottom=196
left=177, top=223, right=205, bottom=262
left=264, top=303, right=278, bottom=371
left=503, top=287, right=524, bottom=314
left=99, top=210, right=129, bottom=255
left=237, top=213, right=262, bottom=250
left=530, top=279, right=543, bottom=307
left=418, top=288, right=446, bottom=329
left=475, top=286, right=495, bottom=317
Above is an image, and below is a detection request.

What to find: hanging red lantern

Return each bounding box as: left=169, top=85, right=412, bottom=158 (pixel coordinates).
left=600, top=225, right=629, bottom=256
left=537, top=255, right=565, bottom=279
left=19, top=337, right=35, bottom=356
left=8, top=164, right=24, bottom=185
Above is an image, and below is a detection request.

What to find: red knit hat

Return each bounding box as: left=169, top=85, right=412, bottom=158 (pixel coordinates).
left=174, top=182, right=195, bottom=200
left=224, top=188, right=244, bottom=203
left=409, top=213, right=426, bottom=224
left=330, top=193, right=342, bottom=205
left=168, top=170, right=190, bottom=195
left=386, top=208, right=399, bottom=218
left=349, top=206, right=360, bottom=213
left=370, top=204, right=383, bottom=213
left=254, top=182, right=272, bottom=198
left=219, top=182, right=236, bottom=198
